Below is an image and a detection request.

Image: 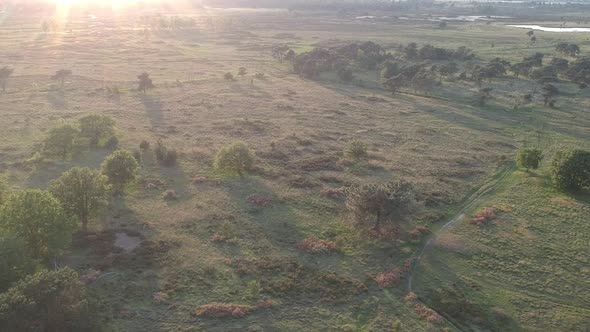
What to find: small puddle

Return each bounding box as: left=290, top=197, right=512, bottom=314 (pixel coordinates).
left=507, top=24, right=590, bottom=32
left=114, top=232, right=141, bottom=252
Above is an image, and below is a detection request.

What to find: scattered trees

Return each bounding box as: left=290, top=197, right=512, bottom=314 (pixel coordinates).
left=551, top=148, right=590, bottom=192
left=0, top=66, right=14, bottom=92
left=43, top=121, right=79, bottom=159
left=346, top=179, right=416, bottom=232
left=556, top=42, right=580, bottom=57
left=49, top=167, right=110, bottom=232
left=0, top=190, right=76, bottom=260
left=101, top=150, right=139, bottom=193
left=79, top=114, right=115, bottom=147
left=516, top=148, right=543, bottom=171
left=51, top=69, right=72, bottom=88
left=137, top=72, right=154, bottom=93
left=214, top=141, right=255, bottom=176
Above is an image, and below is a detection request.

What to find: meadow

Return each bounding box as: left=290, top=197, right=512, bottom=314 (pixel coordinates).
left=0, top=3, right=589, bottom=331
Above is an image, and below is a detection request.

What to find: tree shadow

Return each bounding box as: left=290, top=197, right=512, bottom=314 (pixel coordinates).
left=47, top=89, right=67, bottom=109
left=139, top=94, right=165, bottom=128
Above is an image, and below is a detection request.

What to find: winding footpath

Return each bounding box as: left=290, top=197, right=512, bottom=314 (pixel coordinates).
left=407, top=162, right=516, bottom=292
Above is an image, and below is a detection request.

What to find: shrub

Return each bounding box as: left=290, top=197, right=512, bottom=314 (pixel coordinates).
left=224, top=72, right=234, bottom=81
left=404, top=292, right=418, bottom=302
left=195, top=303, right=253, bottom=317
left=345, top=140, right=369, bottom=162
left=409, top=225, right=430, bottom=239
left=245, top=280, right=260, bottom=301
left=470, top=207, right=495, bottom=226
left=162, top=189, right=178, bottom=201
left=0, top=190, right=76, bottom=260
left=238, top=67, right=248, bottom=77
left=101, top=150, right=139, bottom=193
left=295, top=237, right=337, bottom=253
left=154, top=140, right=178, bottom=167
left=516, top=147, right=543, bottom=171
left=254, top=72, right=265, bottom=80
left=247, top=195, right=273, bottom=207
left=375, top=269, right=401, bottom=288
left=414, top=304, right=442, bottom=324
left=139, top=140, right=150, bottom=150
left=551, top=148, right=590, bottom=192
left=137, top=72, right=154, bottom=93
left=214, top=141, right=255, bottom=176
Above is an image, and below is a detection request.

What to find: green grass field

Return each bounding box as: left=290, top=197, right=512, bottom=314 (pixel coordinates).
left=0, top=4, right=589, bottom=331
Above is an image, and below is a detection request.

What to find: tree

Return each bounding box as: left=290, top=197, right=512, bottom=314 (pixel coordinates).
left=238, top=67, right=248, bottom=77
left=137, top=72, right=154, bottom=93
left=551, top=149, right=590, bottom=192
left=346, top=180, right=416, bottom=232
left=541, top=83, right=559, bottom=106
left=49, top=167, right=110, bottom=233
left=79, top=114, right=115, bottom=147
left=101, top=150, right=139, bottom=193
left=224, top=72, right=234, bottom=81
left=214, top=141, right=255, bottom=176
left=0, top=268, right=94, bottom=332
left=556, top=42, right=580, bottom=57
left=0, top=66, right=14, bottom=92
left=0, top=190, right=76, bottom=260
left=516, top=148, right=543, bottom=171
left=476, top=87, right=493, bottom=106
left=0, top=235, right=36, bottom=292
left=51, top=69, right=72, bottom=88
left=44, top=121, right=79, bottom=159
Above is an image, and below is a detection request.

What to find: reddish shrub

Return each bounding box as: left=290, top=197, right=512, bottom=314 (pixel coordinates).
left=375, top=269, right=401, bottom=288
left=409, top=225, right=430, bottom=239
left=192, top=176, right=208, bottom=184
left=247, top=195, right=273, bottom=208
left=153, top=292, right=170, bottom=304
left=195, top=303, right=253, bottom=318
left=470, top=207, right=495, bottom=226
left=404, top=292, right=418, bottom=302
left=255, top=299, right=275, bottom=309
left=295, top=237, right=337, bottom=253
left=414, top=304, right=443, bottom=324
left=211, top=234, right=226, bottom=242
left=321, top=187, right=345, bottom=199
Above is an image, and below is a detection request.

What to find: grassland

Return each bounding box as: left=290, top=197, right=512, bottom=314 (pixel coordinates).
left=1, top=5, right=589, bottom=331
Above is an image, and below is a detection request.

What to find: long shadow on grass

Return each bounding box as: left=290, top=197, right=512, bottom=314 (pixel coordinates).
left=139, top=94, right=165, bottom=128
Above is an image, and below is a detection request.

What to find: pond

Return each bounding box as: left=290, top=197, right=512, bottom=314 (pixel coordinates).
left=507, top=24, right=590, bottom=32
left=114, top=232, right=142, bottom=252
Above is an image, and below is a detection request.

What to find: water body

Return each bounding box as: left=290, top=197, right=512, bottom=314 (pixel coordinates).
left=507, top=24, right=590, bottom=32
left=114, top=232, right=141, bottom=252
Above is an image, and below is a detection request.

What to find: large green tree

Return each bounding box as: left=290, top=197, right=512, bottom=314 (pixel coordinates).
left=0, top=235, right=36, bottom=292
left=79, top=114, right=115, bottom=147
left=551, top=149, right=590, bottom=192
left=44, top=121, right=79, bottom=159
left=49, top=167, right=110, bottom=232
left=0, top=190, right=76, bottom=259
left=0, top=267, right=94, bottom=332
left=101, top=150, right=139, bottom=193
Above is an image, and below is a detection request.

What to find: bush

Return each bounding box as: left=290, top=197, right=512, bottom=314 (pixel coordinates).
left=470, top=207, right=495, bottom=226
left=195, top=303, right=254, bottom=317
left=254, top=72, right=265, bottom=80
left=139, top=140, right=150, bottom=150
left=154, top=140, right=178, bottom=166
left=516, top=147, right=543, bottom=171
left=224, top=72, right=234, bottom=81
left=345, top=140, right=369, bottom=162
left=105, top=136, right=119, bottom=150
left=295, top=237, right=337, bottom=253
left=551, top=148, right=590, bottom=192
left=0, top=268, right=95, bottom=331
left=214, top=141, right=255, bottom=176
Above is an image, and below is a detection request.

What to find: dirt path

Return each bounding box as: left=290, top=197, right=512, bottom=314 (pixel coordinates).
left=407, top=162, right=516, bottom=292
